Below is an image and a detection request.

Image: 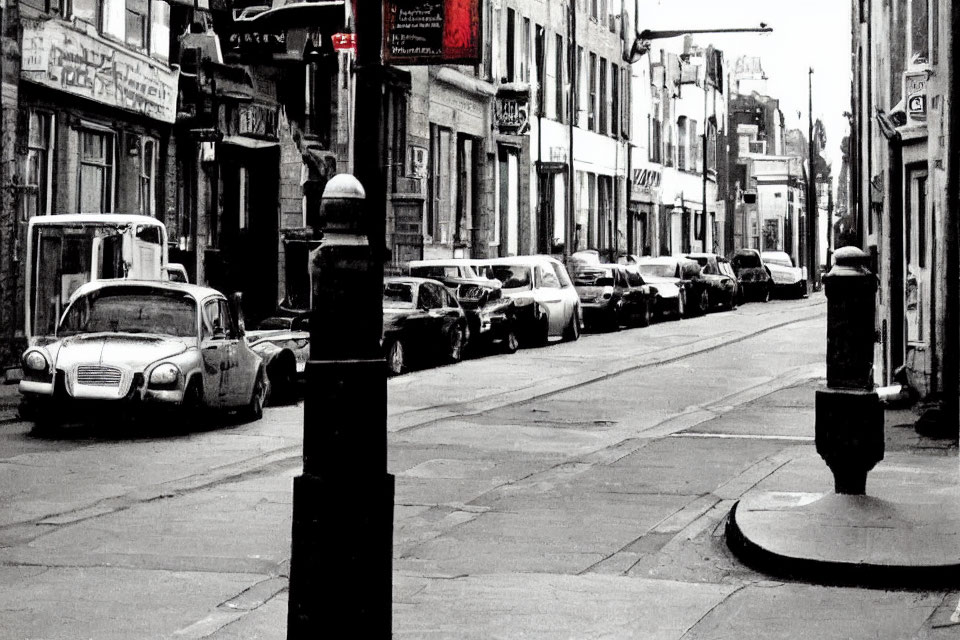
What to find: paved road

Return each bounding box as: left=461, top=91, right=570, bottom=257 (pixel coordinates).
left=0, top=292, right=956, bottom=639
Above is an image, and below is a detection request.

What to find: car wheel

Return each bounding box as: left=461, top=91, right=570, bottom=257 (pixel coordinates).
left=245, top=369, right=266, bottom=422
left=29, top=412, right=58, bottom=436
left=696, top=290, right=710, bottom=316
left=728, top=291, right=738, bottom=310
left=502, top=328, right=520, bottom=354
left=386, top=339, right=405, bottom=375
left=563, top=310, right=581, bottom=342
left=638, top=301, right=652, bottom=327
left=447, top=327, right=465, bottom=363
left=762, top=285, right=771, bottom=303
left=266, top=354, right=297, bottom=406
left=180, top=378, right=205, bottom=429
left=798, top=280, right=808, bottom=298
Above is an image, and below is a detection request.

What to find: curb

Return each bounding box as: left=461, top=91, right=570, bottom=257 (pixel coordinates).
left=724, top=500, right=960, bottom=590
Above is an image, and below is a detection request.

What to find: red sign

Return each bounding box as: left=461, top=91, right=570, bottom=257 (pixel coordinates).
left=383, top=0, right=480, bottom=65
left=332, top=32, right=357, bottom=52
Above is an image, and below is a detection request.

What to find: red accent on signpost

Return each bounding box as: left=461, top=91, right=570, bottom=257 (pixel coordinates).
left=382, top=0, right=480, bottom=65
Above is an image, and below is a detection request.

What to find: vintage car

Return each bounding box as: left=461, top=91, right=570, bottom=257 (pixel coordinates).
left=18, top=280, right=268, bottom=429
left=572, top=263, right=655, bottom=330
left=620, top=264, right=683, bottom=320
left=382, top=277, right=469, bottom=375
left=683, top=252, right=740, bottom=310
left=730, top=249, right=774, bottom=302
left=245, top=314, right=310, bottom=405
left=636, top=255, right=710, bottom=317
left=408, top=259, right=497, bottom=293
left=479, top=256, right=582, bottom=346
left=455, top=282, right=518, bottom=353
left=761, top=251, right=808, bottom=298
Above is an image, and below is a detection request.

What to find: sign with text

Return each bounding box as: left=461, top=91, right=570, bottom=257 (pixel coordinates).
left=384, top=0, right=480, bottom=65
left=228, top=101, right=281, bottom=140
left=905, top=70, right=927, bottom=124
left=225, top=28, right=287, bottom=57
left=20, top=20, right=179, bottom=123
left=495, top=86, right=529, bottom=135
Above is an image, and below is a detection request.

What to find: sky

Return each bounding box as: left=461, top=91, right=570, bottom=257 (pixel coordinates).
left=637, top=0, right=852, bottom=180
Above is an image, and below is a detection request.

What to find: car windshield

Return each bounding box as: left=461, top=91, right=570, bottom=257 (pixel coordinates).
left=59, top=289, right=197, bottom=337
left=762, top=253, right=793, bottom=267
left=490, top=265, right=532, bottom=290
left=383, top=282, right=416, bottom=309
left=732, top=253, right=762, bottom=269
left=574, top=267, right=614, bottom=286
left=638, top=263, right=677, bottom=278
left=257, top=317, right=293, bottom=330
left=688, top=257, right=716, bottom=274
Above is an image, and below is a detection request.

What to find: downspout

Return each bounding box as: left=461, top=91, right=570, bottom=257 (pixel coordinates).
left=944, top=0, right=960, bottom=436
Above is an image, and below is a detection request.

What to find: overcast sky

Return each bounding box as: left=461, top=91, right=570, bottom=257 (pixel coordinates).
left=637, top=0, right=851, bottom=179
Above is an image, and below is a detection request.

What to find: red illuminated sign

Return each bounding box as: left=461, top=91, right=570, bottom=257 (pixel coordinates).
left=332, top=32, right=357, bottom=52
left=383, top=0, right=480, bottom=65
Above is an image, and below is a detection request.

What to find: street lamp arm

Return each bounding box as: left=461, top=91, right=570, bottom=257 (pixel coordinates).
left=627, top=25, right=772, bottom=63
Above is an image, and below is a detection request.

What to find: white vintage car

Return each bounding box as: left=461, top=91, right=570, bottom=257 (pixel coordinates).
left=760, top=251, right=808, bottom=298
left=18, top=280, right=268, bottom=428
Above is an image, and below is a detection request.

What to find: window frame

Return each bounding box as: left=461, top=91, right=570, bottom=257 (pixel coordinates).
left=77, top=127, right=115, bottom=213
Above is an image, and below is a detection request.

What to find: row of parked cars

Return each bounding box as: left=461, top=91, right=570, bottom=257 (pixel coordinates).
left=17, top=247, right=804, bottom=430
left=374, top=247, right=807, bottom=375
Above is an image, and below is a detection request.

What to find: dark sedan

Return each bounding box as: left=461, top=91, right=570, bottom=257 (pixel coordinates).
left=683, top=252, right=739, bottom=311
left=382, top=277, right=469, bottom=375
left=637, top=256, right=710, bottom=317
left=456, top=282, right=518, bottom=354
left=730, top=249, right=774, bottom=302
left=573, top=263, right=655, bottom=330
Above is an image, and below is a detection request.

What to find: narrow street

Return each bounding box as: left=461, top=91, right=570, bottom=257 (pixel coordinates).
left=0, top=294, right=955, bottom=639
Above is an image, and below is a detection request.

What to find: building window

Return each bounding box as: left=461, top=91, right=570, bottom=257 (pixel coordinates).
left=590, top=0, right=598, bottom=20
left=555, top=34, right=564, bottom=123
left=621, top=67, right=630, bottom=138
left=139, top=137, right=157, bottom=217
left=598, top=57, right=607, bottom=133
left=610, top=62, right=619, bottom=137
left=506, top=8, right=516, bottom=82
left=521, top=17, right=531, bottom=82
left=24, top=111, right=54, bottom=220
left=535, top=25, right=545, bottom=116
left=126, top=0, right=148, bottom=49
left=21, top=0, right=63, bottom=13
left=427, top=124, right=453, bottom=242
left=650, top=117, right=662, bottom=163
left=588, top=52, right=597, bottom=131
left=72, top=0, right=102, bottom=27
left=909, top=0, right=928, bottom=66
left=690, top=119, right=700, bottom=170
left=78, top=129, right=114, bottom=213
left=575, top=46, right=583, bottom=127
left=677, top=117, right=687, bottom=170
left=150, top=0, right=170, bottom=62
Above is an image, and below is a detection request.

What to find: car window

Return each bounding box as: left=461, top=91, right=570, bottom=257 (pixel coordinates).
left=418, top=284, right=443, bottom=309
left=410, top=265, right=459, bottom=280
left=732, top=253, right=761, bottom=269
left=615, top=268, right=628, bottom=288
left=626, top=269, right=644, bottom=287
left=60, top=289, right=198, bottom=338
left=638, top=263, right=676, bottom=278
left=681, top=262, right=700, bottom=279
left=540, top=266, right=561, bottom=289
left=203, top=299, right=224, bottom=339
left=553, top=263, right=572, bottom=287
left=490, top=265, right=532, bottom=290
left=218, top=299, right=237, bottom=337
left=383, top=282, right=415, bottom=308
left=441, top=287, right=459, bottom=308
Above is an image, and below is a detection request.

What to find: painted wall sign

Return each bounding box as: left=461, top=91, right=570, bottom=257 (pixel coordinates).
left=905, top=70, right=927, bottom=123
left=495, top=87, right=529, bottom=135
left=630, top=166, right=662, bottom=202
left=20, top=19, right=179, bottom=123
left=229, top=101, right=281, bottom=140
left=384, top=0, right=480, bottom=65
left=225, top=28, right=287, bottom=56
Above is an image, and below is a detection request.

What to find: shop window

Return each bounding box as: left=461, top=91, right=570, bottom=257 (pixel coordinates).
left=24, top=111, right=54, bottom=220
left=78, top=129, right=114, bottom=213
left=139, top=137, right=157, bottom=217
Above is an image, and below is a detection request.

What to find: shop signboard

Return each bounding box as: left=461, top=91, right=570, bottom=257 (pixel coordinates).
left=631, top=165, right=662, bottom=203
left=229, top=102, right=281, bottom=140
left=383, top=0, right=480, bottom=65
left=20, top=19, right=179, bottom=123
left=495, top=86, right=529, bottom=135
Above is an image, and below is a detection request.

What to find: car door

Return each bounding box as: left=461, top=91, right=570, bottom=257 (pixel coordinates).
left=552, top=261, right=579, bottom=325
left=417, top=283, right=447, bottom=354
left=537, top=265, right=566, bottom=334
left=438, top=285, right=465, bottom=342
left=200, top=299, right=228, bottom=409
left=217, top=298, right=248, bottom=406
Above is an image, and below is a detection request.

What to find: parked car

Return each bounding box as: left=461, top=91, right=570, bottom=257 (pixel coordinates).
left=408, top=259, right=496, bottom=293
left=572, top=263, right=654, bottom=330
left=730, top=249, right=774, bottom=302
left=761, top=251, right=808, bottom=298
left=636, top=255, right=710, bottom=317
left=456, top=281, right=519, bottom=353
left=18, top=280, right=268, bottom=429
left=381, top=277, right=469, bottom=375
left=621, top=263, right=684, bottom=320
left=245, top=314, right=309, bottom=405
left=480, top=255, right=582, bottom=346
left=683, top=252, right=740, bottom=310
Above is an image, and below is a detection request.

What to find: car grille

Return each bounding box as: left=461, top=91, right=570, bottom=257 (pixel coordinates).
left=76, top=365, right=123, bottom=387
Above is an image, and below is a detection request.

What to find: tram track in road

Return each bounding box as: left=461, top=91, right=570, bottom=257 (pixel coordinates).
left=389, top=298, right=826, bottom=434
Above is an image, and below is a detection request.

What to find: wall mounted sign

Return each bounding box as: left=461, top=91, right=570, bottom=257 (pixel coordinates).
left=383, top=0, right=480, bottom=65
left=224, top=28, right=287, bottom=56
left=20, top=19, right=179, bottom=123
left=630, top=166, right=662, bottom=202
left=495, top=86, right=529, bottom=135
left=225, top=101, right=280, bottom=140
left=905, top=70, right=927, bottom=124
left=332, top=33, right=357, bottom=52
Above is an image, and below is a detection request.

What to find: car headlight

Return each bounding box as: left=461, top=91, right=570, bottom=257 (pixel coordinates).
left=149, top=363, right=180, bottom=387
left=23, top=351, right=48, bottom=373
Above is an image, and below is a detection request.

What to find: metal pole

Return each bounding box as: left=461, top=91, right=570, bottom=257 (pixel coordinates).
left=567, top=0, right=576, bottom=259
left=287, top=0, right=394, bottom=635
left=703, top=80, right=709, bottom=253
left=808, top=67, right=817, bottom=290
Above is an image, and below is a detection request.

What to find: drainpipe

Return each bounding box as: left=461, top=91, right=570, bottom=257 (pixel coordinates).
left=944, top=1, right=960, bottom=437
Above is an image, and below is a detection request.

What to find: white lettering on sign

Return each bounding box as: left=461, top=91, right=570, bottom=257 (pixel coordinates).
left=20, top=20, right=179, bottom=123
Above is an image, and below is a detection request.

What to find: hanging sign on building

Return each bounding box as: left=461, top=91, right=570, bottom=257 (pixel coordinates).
left=495, top=85, right=530, bottom=135
left=905, top=71, right=927, bottom=124
left=20, top=19, right=179, bottom=123
left=631, top=165, right=662, bottom=203
left=383, top=0, right=480, bottom=65
left=227, top=101, right=281, bottom=140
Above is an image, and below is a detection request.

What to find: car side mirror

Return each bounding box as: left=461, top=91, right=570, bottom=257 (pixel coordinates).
left=229, top=292, right=246, bottom=338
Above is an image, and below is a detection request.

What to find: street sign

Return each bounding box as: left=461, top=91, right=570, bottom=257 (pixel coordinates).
left=383, top=0, right=481, bottom=65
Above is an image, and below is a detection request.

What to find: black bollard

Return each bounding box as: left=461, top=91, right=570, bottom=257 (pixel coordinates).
left=815, top=246, right=883, bottom=495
